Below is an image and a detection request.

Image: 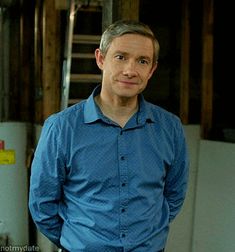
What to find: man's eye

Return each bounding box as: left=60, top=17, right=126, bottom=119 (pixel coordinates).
left=139, top=59, right=149, bottom=65
left=115, top=55, right=125, bottom=60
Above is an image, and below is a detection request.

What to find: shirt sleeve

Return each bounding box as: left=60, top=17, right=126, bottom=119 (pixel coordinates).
left=164, top=119, right=189, bottom=222
left=28, top=116, right=66, bottom=247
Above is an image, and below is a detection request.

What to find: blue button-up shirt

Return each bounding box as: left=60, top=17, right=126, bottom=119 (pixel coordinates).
left=29, top=86, right=189, bottom=252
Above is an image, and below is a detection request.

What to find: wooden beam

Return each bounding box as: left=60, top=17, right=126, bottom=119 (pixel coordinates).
left=34, top=0, right=43, bottom=123
left=42, top=0, right=61, bottom=120
left=55, top=0, right=69, bottom=10
left=8, top=7, right=21, bottom=120
left=180, top=0, right=190, bottom=124
left=117, top=0, right=139, bottom=21
left=201, top=0, right=214, bottom=138
left=102, top=0, right=117, bottom=31
left=102, top=0, right=139, bottom=31
left=19, top=0, right=35, bottom=121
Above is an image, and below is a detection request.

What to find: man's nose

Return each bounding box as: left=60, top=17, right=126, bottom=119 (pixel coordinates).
left=122, top=60, right=138, bottom=77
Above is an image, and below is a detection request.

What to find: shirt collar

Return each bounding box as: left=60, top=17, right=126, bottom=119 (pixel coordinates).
left=84, top=85, right=102, bottom=123
left=84, top=85, right=155, bottom=125
left=137, top=95, right=155, bottom=125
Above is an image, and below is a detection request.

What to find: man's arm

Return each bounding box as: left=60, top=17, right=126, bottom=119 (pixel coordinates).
left=29, top=117, right=65, bottom=247
left=164, top=121, right=189, bottom=222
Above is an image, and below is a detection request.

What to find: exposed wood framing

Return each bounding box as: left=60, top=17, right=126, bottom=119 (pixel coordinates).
left=20, top=0, right=34, bottom=121
left=116, top=0, right=139, bottom=21
left=102, top=0, right=139, bottom=31
left=42, top=0, right=61, bottom=121
left=201, top=0, right=214, bottom=138
left=179, top=0, right=190, bottom=124
left=55, top=0, right=68, bottom=10
left=0, top=8, right=9, bottom=121
left=34, top=0, right=43, bottom=123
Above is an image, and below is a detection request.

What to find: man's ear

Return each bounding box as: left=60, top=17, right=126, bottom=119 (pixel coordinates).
left=95, top=48, right=104, bottom=70
left=148, top=62, right=158, bottom=80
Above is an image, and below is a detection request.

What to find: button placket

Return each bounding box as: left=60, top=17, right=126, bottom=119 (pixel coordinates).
left=118, top=130, right=129, bottom=239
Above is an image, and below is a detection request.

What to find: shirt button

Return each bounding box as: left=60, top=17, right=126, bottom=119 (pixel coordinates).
left=121, top=183, right=126, bottom=187
left=121, top=208, right=126, bottom=213
left=120, top=156, right=125, bottom=160
left=121, top=233, right=126, bottom=238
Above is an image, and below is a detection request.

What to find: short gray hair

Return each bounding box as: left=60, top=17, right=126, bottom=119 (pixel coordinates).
left=99, top=20, right=160, bottom=64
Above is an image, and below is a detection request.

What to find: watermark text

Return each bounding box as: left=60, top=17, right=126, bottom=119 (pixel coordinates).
left=0, top=245, right=40, bottom=252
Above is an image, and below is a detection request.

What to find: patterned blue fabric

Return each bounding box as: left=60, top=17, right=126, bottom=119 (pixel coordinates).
left=29, top=86, right=189, bottom=252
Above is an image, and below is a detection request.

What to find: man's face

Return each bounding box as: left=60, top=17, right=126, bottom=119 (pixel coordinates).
left=95, top=34, right=157, bottom=101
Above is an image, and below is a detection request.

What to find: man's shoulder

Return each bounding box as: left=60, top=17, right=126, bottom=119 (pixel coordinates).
left=45, top=100, right=86, bottom=126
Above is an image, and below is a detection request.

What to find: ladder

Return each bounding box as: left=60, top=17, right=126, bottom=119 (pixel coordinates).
left=60, top=0, right=102, bottom=110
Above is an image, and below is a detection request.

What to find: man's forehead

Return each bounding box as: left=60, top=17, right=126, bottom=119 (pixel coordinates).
left=109, top=34, right=154, bottom=56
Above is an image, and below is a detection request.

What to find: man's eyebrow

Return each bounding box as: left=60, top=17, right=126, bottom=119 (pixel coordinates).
left=113, top=51, right=152, bottom=60
left=139, top=55, right=152, bottom=61
left=113, top=50, right=127, bottom=55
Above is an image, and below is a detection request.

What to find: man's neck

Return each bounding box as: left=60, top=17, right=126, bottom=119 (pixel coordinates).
left=95, top=94, right=139, bottom=128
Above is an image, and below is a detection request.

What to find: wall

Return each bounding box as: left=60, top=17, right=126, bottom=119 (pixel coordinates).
left=192, top=140, right=235, bottom=252
left=166, top=125, right=200, bottom=252
left=167, top=125, right=235, bottom=252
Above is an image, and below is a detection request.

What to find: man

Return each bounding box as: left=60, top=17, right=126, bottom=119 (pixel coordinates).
left=29, top=20, right=189, bottom=252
